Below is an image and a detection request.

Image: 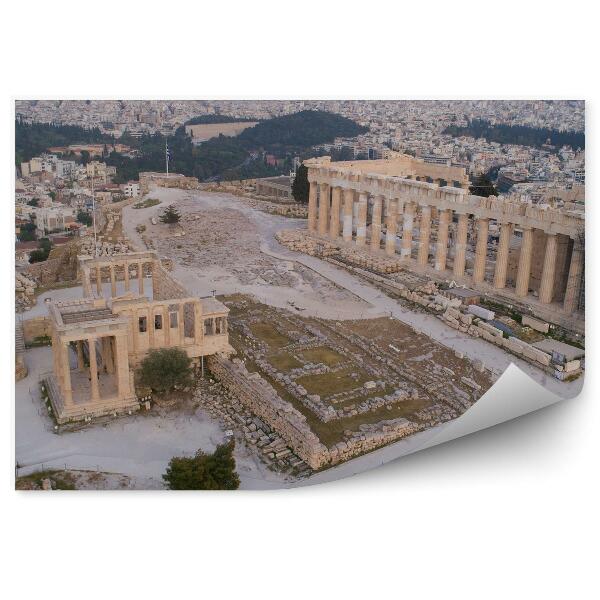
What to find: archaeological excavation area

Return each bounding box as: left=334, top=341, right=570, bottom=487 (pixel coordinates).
left=207, top=295, right=492, bottom=471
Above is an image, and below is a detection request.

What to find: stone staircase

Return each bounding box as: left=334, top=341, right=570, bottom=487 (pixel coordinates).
left=15, top=320, right=26, bottom=356
left=15, top=320, right=28, bottom=380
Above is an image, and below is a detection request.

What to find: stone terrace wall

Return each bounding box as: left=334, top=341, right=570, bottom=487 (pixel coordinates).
left=139, top=172, right=200, bottom=195
left=22, top=316, right=51, bottom=344
left=208, top=355, right=329, bottom=469
left=208, top=355, right=422, bottom=470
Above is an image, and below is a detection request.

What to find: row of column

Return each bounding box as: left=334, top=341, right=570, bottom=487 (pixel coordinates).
left=307, top=182, right=582, bottom=312
left=83, top=260, right=151, bottom=298
left=58, top=333, right=130, bottom=406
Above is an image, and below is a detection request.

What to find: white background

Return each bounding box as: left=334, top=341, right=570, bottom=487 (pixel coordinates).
left=1, top=1, right=598, bottom=598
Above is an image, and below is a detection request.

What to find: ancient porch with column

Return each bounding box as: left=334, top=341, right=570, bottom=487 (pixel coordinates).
left=303, top=155, right=584, bottom=331
left=44, top=251, right=232, bottom=424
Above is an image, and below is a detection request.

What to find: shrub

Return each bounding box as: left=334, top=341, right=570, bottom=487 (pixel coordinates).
left=138, top=347, right=192, bottom=393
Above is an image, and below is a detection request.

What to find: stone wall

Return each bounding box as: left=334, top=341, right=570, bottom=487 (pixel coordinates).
left=22, top=316, right=51, bottom=344
left=139, top=172, right=200, bottom=195
left=208, top=355, right=329, bottom=469
left=208, top=355, right=421, bottom=470
left=440, top=307, right=559, bottom=372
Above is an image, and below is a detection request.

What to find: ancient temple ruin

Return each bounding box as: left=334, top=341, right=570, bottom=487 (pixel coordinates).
left=303, top=155, right=584, bottom=328
left=45, top=250, right=232, bottom=424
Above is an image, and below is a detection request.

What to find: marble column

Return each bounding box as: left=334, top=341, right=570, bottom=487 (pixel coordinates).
left=88, top=338, right=100, bottom=401
left=178, top=304, right=185, bottom=344
left=342, top=189, right=354, bottom=242
left=401, top=202, right=415, bottom=259
left=435, top=209, right=451, bottom=271
left=138, top=261, right=144, bottom=294
left=308, top=181, right=318, bottom=232
left=194, top=302, right=203, bottom=344
left=356, top=193, right=368, bottom=246
left=417, top=205, right=432, bottom=266
left=163, top=305, right=171, bottom=346
left=61, top=342, right=73, bottom=405
left=318, top=183, right=330, bottom=235
left=83, top=269, right=92, bottom=297
left=563, top=242, right=584, bottom=313
left=329, top=187, right=341, bottom=239
left=473, top=218, right=489, bottom=284
left=95, top=266, right=102, bottom=295
left=110, top=265, right=117, bottom=297
left=385, top=199, right=398, bottom=256
left=453, top=213, right=469, bottom=277
left=515, top=227, right=534, bottom=297
left=370, top=196, right=383, bottom=251
left=539, top=232, right=558, bottom=304
left=76, top=340, right=85, bottom=371
left=114, top=334, right=131, bottom=398
left=124, top=263, right=130, bottom=292
left=493, top=222, right=513, bottom=289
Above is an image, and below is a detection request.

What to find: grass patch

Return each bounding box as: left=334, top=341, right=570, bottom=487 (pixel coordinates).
left=249, top=322, right=290, bottom=349
left=296, top=367, right=370, bottom=397
left=267, top=352, right=302, bottom=371
left=25, top=334, right=52, bottom=348
left=299, top=346, right=345, bottom=367
left=133, top=198, right=160, bottom=209
left=16, top=470, right=76, bottom=490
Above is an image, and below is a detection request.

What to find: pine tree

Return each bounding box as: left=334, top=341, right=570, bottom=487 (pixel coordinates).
left=163, top=441, right=240, bottom=490
left=159, top=204, right=181, bottom=224
left=469, top=173, right=499, bottom=197
left=291, top=164, right=309, bottom=203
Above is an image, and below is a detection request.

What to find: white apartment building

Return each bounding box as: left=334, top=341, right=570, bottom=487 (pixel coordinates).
left=35, top=206, right=76, bottom=236
left=122, top=182, right=140, bottom=198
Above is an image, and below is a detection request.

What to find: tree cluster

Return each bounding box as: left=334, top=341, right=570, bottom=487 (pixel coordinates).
left=163, top=441, right=240, bottom=490
left=444, top=119, right=584, bottom=151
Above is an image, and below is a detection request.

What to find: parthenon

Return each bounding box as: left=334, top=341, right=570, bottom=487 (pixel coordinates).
left=46, top=250, right=232, bottom=424
left=304, top=155, right=584, bottom=323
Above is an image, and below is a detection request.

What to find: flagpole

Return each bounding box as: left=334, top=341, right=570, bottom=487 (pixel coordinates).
left=91, top=172, right=97, bottom=254
left=165, top=138, right=169, bottom=177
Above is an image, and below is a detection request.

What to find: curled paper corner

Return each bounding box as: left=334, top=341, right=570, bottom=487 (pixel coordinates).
left=302, top=363, right=582, bottom=487
left=413, top=362, right=574, bottom=453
